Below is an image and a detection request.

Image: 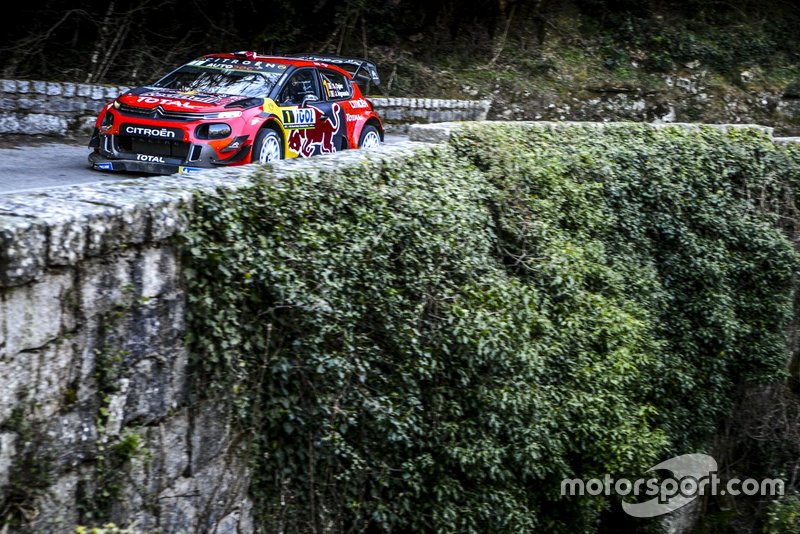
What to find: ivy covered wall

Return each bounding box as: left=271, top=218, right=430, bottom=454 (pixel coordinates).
left=184, top=124, right=800, bottom=532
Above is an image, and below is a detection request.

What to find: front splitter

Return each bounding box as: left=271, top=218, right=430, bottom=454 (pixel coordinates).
left=89, top=154, right=205, bottom=176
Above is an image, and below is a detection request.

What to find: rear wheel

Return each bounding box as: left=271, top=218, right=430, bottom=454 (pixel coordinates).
left=253, top=128, right=283, bottom=163
left=359, top=125, right=381, bottom=149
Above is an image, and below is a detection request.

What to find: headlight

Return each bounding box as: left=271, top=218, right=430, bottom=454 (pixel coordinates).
left=195, top=123, right=232, bottom=139
left=208, top=124, right=231, bottom=138
left=203, top=110, right=242, bottom=119
left=113, top=100, right=121, bottom=109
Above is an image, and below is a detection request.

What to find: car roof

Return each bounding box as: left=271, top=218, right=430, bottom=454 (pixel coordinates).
left=201, top=52, right=352, bottom=78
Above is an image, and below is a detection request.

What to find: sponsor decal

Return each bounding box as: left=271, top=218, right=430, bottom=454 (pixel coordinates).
left=94, top=162, right=113, bottom=170
left=349, top=99, right=369, bottom=109
left=302, top=56, right=359, bottom=66
left=179, top=166, right=204, bottom=175
left=121, top=124, right=181, bottom=139
left=141, top=91, right=225, bottom=105
left=188, top=58, right=287, bottom=72
left=288, top=103, right=342, bottom=158
left=136, top=154, right=166, bottom=163
left=323, top=78, right=349, bottom=99
left=135, top=96, right=197, bottom=108
left=282, top=107, right=316, bottom=129
left=346, top=113, right=361, bottom=122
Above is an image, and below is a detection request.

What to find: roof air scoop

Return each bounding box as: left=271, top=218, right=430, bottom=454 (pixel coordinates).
left=232, top=50, right=259, bottom=59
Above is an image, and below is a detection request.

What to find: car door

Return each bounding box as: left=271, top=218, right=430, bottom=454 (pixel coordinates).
left=277, top=67, right=343, bottom=158
left=312, top=68, right=350, bottom=151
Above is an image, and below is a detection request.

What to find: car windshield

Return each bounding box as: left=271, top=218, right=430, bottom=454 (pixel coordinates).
left=153, top=66, right=282, bottom=97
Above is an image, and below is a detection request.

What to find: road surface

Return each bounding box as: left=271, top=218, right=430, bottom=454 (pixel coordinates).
left=0, top=134, right=407, bottom=194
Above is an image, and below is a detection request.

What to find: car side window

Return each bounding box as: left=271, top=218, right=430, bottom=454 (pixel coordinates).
left=320, top=70, right=352, bottom=100
left=278, top=69, right=319, bottom=106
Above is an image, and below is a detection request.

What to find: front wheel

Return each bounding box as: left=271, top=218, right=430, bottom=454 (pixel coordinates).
left=253, top=128, right=283, bottom=163
left=358, top=125, right=381, bottom=150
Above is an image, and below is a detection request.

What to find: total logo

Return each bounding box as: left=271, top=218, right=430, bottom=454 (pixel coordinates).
left=136, top=154, right=166, bottom=163
left=135, top=96, right=196, bottom=108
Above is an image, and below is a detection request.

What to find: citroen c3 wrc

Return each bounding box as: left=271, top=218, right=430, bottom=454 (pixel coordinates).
left=88, top=51, right=384, bottom=175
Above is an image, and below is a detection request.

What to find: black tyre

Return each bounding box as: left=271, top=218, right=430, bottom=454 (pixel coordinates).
left=358, top=124, right=381, bottom=149
left=253, top=128, right=283, bottom=163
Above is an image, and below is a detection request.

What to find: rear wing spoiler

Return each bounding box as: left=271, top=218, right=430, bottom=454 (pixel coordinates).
left=292, top=55, right=381, bottom=87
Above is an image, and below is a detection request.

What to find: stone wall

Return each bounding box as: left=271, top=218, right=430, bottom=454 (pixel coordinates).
left=0, top=79, right=491, bottom=137
left=0, top=80, right=129, bottom=136
left=0, top=168, right=258, bottom=531
left=370, top=97, right=491, bottom=132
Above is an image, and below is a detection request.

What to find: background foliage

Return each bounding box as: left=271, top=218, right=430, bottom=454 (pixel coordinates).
left=2, top=1, right=799, bottom=97
left=183, top=124, right=800, bottom=532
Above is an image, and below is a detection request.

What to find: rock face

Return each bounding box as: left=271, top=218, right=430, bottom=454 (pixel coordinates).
left=483, top=70, right=800, bottom=136
left=0, top=175, right=256, bottom=531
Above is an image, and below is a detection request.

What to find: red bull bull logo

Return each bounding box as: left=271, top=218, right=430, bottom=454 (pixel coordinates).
left=287, top=103, right=342, bottom=157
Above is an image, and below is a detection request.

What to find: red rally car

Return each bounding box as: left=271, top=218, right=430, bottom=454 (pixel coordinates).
left=88, top=51, right=384, bottom=175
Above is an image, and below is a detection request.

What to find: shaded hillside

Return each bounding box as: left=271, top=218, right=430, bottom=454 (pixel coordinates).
left=3, top=1, right=800, bottom=132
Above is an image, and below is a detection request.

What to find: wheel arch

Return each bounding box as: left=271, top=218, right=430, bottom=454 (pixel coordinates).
left=249, top=116, right=285, bottom=163
left=260, top=116, right=285, bottom=139
left=362, top=116, right=384, bottom=142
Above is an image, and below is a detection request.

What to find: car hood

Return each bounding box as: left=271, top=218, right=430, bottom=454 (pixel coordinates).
left=119, top=86, right=256, bottom=113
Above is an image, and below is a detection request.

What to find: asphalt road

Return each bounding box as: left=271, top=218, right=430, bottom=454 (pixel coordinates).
left=0, top=133, right=406, bottom=194
left=0, top=139, right=123, bottom=194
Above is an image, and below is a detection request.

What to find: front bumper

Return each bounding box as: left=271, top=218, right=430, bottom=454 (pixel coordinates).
left=89, top=129, right=252, bottom=175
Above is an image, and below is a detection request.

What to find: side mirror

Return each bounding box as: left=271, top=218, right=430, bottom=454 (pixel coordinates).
left=301, top=94, right=319, bottom=107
